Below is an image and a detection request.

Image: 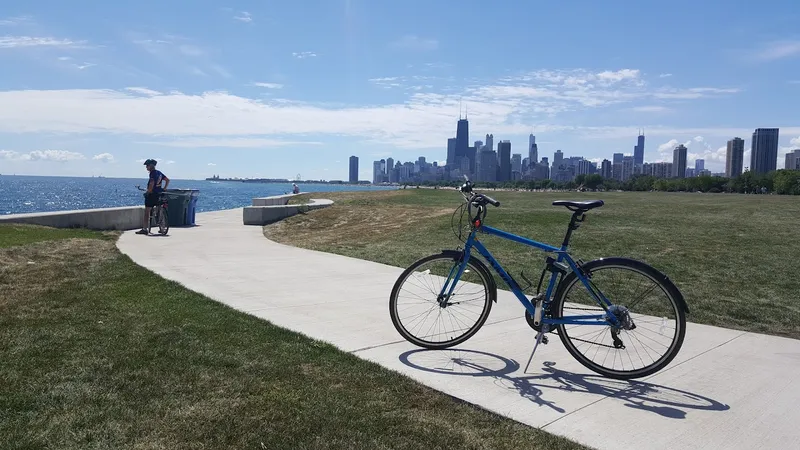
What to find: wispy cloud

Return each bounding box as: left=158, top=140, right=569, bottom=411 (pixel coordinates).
left=631, top=105, right=672, bottom=113
left=0, top=15, right=33, bottom=26
left=252, top=82, right=284, bottom=89
left=234, top=11, right=253, bottom=23
left=659, top=73, right=673, bottom=78
left=390, top=35, right=439, bottom=51
left=746, top=39, right=800, bottom=62
left=208, top=162, right=217, bottom=166
left=0, top=36, right=88, bottom=49
left=132, top=34, right=230, bottom=78
left=791, top=136, right=800, bottom=147
left=1, top=149, right=85, bottom=161
left=140, top=137, right=325, bottom=148
left=292, top=51, right=317, bottom=59
left=73, top=62, right=96, bottom=70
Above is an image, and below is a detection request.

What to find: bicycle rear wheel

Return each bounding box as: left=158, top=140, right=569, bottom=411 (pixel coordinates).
left=158, top=206, right=169, bottom=235
left=552, top=257, right=686, bottom=380
left=389, top=252, right=495, bottom=349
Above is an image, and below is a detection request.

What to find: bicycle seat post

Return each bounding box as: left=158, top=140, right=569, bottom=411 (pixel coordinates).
left=561, top=210, right=585, bottom=249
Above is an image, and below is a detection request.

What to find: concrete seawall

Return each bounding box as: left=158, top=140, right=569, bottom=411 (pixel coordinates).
left=0, top=206, right=145, bottom=231
left=243, top=194, right=333, bottom=225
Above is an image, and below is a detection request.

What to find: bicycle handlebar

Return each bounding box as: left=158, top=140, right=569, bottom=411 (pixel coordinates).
left=459, top=180, right=501, bottom=208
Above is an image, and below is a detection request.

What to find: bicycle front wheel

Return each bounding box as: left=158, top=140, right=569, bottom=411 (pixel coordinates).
left=552, top=257, right=686, bottom=380
left=390, top=252, right=494, bottom=349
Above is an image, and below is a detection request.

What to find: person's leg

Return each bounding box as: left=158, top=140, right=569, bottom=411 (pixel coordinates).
left=138, top=194, right=153, bottom=234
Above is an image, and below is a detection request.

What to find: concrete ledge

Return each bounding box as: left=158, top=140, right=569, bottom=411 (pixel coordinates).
left=243, top=199, right=333, bottom=225
left=0, top=206, right=145, bottom=231
left=251, top=193, right=300, bottom=206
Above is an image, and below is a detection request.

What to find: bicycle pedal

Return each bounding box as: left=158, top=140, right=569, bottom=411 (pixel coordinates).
left=541, top=335, right=549, bottom=345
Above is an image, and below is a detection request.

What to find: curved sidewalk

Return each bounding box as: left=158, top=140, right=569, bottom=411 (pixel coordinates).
left=117, top=208, right=800, bottom=450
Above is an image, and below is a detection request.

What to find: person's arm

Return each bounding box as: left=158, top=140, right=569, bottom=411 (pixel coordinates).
left=162, top=175, right=170, bottom=190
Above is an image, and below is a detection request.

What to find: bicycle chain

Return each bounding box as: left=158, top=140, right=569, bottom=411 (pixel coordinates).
left=558, top=306, right=618, bottom=349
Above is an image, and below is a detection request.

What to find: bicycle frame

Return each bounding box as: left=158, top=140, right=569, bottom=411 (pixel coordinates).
left=440, top=220, right=620, bottom=328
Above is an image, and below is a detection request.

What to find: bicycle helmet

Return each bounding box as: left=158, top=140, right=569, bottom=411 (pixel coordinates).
left=143, top=159, right=157, bottom=166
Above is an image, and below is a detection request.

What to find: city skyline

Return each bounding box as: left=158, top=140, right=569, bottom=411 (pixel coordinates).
left=1, top=1, right=799, bottom=180
left=359, top=114, right=795, bottom=184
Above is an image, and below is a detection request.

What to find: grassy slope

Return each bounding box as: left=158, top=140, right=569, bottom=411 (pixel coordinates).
left=0, top=225, right=584, bottom=450
left=265, top=189, right=800, bottom=339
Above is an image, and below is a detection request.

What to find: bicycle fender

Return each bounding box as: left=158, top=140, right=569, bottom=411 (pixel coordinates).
left=440, top=249, right=498, bottom=303
left=561, top=257, right=689, bottom=314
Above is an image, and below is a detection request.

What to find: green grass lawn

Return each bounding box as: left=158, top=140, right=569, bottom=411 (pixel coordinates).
left=265, top=189, right=800, bottom=339
left=0, top=225, right=584, bottom=450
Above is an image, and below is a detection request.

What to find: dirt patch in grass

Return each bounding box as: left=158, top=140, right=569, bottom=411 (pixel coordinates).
left=0, top=238, right=117, bottom=309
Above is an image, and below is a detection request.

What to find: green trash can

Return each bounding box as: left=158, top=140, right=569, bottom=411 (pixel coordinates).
left=164, top=189, right=192, bottom=226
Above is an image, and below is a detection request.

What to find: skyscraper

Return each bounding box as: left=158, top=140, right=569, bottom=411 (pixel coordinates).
left=512, top=153, right=522, bottom=174
left=485, top=134, right=494, bottom=151
left=695, top=159, right=704, bottom=172
left=673, top=144, right=687, bottom=178
left=456, top=118, right=469, bottom=159
left=553, top=150, right=564, bottom=169
left=386, top=157, right=394, bottom=175
left=478, top=149, right=497, bottom=182
left=349, top=156, right=359, bottom=183
left=498, top=141, right=512, bottom=182
left=528, top=134, right=538, bottom=170
left=785, top=149, right=800, bottom=170
left=726, top=137, right=744, bottom=178
left=750, top=128, right=779, bottom=174
left=372, top=160, right=383, bottom=184
left=634, top=132, right=645, bottom=167
left=446, top=138, right=457, bottom=168
left=601, top=159, right=612, bottom=178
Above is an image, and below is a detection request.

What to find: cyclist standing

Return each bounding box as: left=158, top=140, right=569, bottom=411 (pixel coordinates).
left=136, top=159, right=170, bottom=235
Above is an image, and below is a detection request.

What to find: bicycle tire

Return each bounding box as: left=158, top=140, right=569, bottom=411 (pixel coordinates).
left=159, top=206, right=169, bottom=235
left=551, top=257, right=686, bottom=380
left=389, top=251, right=496, bottom=349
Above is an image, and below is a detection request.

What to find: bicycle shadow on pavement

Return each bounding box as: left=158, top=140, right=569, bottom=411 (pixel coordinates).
left=399, top=348, right=730, bottom=418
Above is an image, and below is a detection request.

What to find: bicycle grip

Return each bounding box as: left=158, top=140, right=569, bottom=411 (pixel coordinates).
left=484, top=195, right=500, bottom=207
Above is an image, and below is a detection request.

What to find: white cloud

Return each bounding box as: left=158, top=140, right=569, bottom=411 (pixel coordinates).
left=659, top=73, right=673, bottom=78
left=234, top=12, right=253, bottom=23
left=0, top=36, right=87, bottom=49
left=292, top=51, right=317, bottom=59
left=0, top=70, right=781, bottom=150
left=58, top=56, right=72, bottom=61
left=751, top=40, right=800, bottom=62
left=252, top=82, right=283, bottom=89
left=391, top=35, right=439, bottom=51
left=74, top=62, right=95, bottom=70
left=790, top=136, right=800, bottom=147
left=93, top=152, right=114, bottom=162
left=1, top=149, right=85, bottom=161
left=140, top=137, right=324, bottom=148
left=208, top=162, right=217, bottom=166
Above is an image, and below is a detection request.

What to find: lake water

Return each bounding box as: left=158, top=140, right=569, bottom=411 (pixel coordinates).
left=0, top=175, right=396, bottom=215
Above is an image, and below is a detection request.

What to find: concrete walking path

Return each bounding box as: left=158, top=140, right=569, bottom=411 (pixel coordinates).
left=117, top=208, right=800, bottom=450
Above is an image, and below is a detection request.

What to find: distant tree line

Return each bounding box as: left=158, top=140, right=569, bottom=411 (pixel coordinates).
left=412, top=169, right=800, bottom=195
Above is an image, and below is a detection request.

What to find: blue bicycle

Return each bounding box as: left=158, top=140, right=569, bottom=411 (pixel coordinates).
left=389, top=177, right=688, bottom=379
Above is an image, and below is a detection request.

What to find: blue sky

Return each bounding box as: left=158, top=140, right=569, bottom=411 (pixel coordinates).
left=1, top=0, right=799, bottom=180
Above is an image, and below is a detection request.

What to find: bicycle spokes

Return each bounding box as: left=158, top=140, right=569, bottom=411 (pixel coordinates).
left=558, top=265, right=680, bottom=374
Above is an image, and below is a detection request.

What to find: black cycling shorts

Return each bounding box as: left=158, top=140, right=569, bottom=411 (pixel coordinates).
left=144, top=192, right=161, bottom=208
